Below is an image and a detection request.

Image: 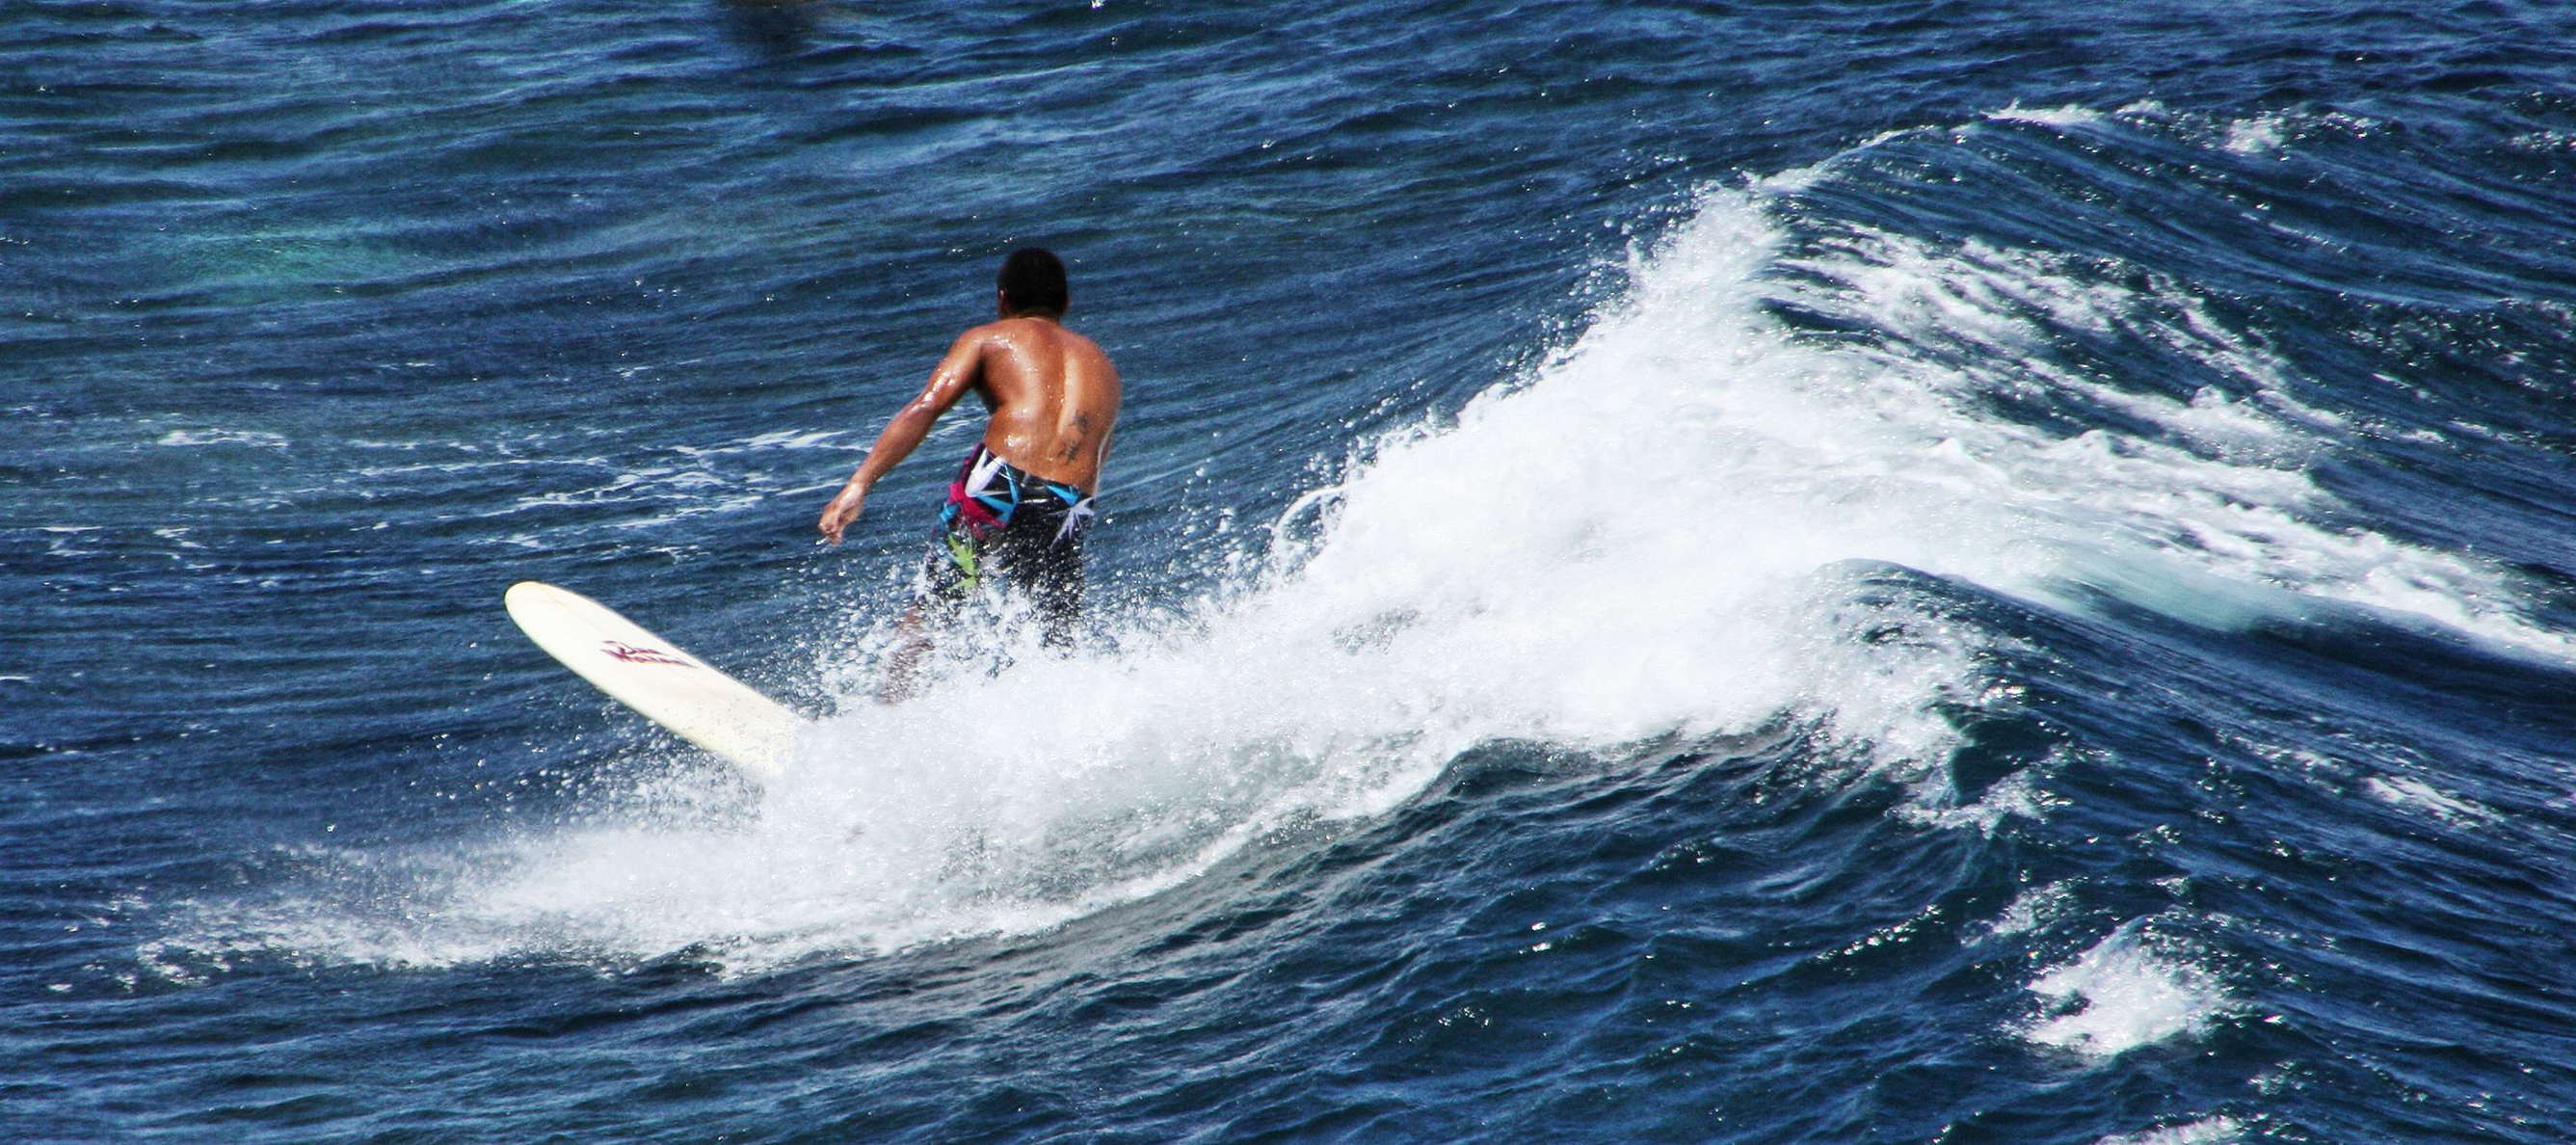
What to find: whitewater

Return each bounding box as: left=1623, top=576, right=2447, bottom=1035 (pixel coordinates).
left=12, top=2, right=2576, bottom=1140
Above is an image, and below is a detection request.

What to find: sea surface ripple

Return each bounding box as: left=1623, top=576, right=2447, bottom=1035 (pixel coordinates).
left=9, top=1, right=2576, bottom=1140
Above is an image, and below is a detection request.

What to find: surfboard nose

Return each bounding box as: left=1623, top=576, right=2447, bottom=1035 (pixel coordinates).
left=501, top=579, right=805, bottom=783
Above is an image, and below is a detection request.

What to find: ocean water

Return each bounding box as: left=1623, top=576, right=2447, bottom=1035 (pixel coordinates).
left=10, top=0, right=2576, bottom=1139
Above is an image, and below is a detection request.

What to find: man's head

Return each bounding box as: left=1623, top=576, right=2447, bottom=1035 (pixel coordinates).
left=996, top=248, right=1069, bottom=319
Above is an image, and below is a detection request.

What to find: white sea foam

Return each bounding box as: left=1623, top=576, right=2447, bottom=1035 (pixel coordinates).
left=2364, top=774, right=2494, bottom=826
left=2024, top=921, right=2229, bottom=1059
left=2096, top=1115, right=2244, bottom=1145
left=2219, top=111, right=2292, bottom=156
left=1981, top=880, right=2076, bottom=940
left=156, top=427, right=290, bottom=449
left=1991, top=102, right=2106, bottom=128
left=1898, top=764, right=2055, bottom=836
left=192, top=174, right=2570, bottom=971
left=1766, top=201, right=2564, bottom=658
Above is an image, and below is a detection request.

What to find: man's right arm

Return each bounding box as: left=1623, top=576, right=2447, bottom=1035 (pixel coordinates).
left=817, top=331, right=985, bottom=545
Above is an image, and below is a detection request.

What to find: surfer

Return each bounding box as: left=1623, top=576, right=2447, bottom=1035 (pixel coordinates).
left=816, top=248, right=1122, bottom=690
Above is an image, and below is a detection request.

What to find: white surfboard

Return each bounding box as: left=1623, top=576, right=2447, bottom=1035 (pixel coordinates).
left=503, top=580, right=806, bottom=783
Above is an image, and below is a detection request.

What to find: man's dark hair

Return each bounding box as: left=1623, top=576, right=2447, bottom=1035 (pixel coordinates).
left=996, top=248, right=1069, bottom=317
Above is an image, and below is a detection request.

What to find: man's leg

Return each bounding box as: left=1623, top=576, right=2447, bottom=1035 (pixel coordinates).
left=1027, top=534, right=1084, bottom=652
left=880, top=535, right=976, bottom=704
left=876, top=600, right=937, bottom=704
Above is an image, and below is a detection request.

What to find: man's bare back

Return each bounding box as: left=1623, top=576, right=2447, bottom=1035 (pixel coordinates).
left=966, top=315, right=1121, bottom=493
left=814, top=260, right=1120, bottom=546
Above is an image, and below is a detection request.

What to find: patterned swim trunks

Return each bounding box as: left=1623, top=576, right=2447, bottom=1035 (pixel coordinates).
left=923, top=442, right=1095, bottom=644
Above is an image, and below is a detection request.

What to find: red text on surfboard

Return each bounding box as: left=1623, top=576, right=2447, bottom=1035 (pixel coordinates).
left=600, top=640, right=692, bottom=667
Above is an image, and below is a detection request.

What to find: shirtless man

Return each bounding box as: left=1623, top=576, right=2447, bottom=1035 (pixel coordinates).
left=816, top=248, right=1122, bottom=660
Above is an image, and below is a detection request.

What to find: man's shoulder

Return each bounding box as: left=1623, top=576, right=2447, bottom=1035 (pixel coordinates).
left=974, top=316, right=1102, bottom=352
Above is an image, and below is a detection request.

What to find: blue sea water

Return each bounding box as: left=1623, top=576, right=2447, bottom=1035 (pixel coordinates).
left=11, top=0, right=2576, bottom=1139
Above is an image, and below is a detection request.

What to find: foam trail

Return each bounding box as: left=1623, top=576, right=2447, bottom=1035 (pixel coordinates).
left=202, top=183, right=2564, bottom=970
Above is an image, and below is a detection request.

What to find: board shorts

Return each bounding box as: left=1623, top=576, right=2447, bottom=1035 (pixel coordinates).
left=922, top=442, right=1095, bottom=645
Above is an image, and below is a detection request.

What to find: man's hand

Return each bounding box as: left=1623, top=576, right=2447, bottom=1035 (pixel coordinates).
left=817, top=484, right=867, bottom=545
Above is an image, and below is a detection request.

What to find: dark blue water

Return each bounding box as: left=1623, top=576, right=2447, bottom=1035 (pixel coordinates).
left=13, top=1, right=2576, bottom=1139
